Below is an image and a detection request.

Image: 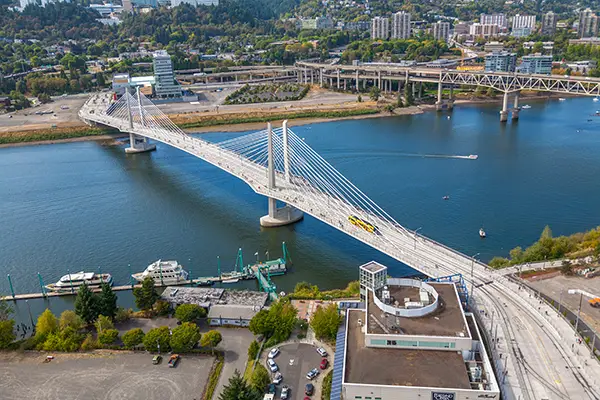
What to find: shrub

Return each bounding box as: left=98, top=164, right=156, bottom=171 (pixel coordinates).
left=170, top=322, right=201, bottom=353
left=59, top=310, right=84, bottom=331
left=98, top=329, right=119, bottom=345
left=154, top=300, right=171, bottom=316
left=247, top=340, right=259, bottom=359
left=80, top=333, right=97, bottom=351
left=115, top=307, right=133, bottom=323
left=122, top=328, right=145, bottom=349
left=95, top=315, right=114, bottom=333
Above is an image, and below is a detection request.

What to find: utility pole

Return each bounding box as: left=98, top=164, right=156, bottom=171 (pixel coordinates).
left=470, top=253, right=480, bottom=307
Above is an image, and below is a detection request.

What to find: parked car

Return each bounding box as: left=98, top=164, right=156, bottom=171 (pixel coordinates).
left=280, top=385, right=290, bottom=400
left=316, top=347, right=328, bottom=357
left=306, top=368, right=319, bottom=380
left=320, top=358, right=329, bottom=369
left=305, top=383, right=314, bottom=395
left=152, top=355, right=162, bottom=365
left=268, top=347, right=280, bottom=359
left=267, top=358, right=279, bottom=372
left=273, top=372, right=283, bottom=384
left=168, top=354, right=180, bottom=368
left=267, top=383, right=276, bottom=394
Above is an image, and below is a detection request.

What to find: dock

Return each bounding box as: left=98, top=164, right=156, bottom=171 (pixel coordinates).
left=2, top=243, right=291, bottom=302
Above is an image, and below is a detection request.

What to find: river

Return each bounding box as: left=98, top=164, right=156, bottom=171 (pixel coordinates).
left=2, top=97, right=600, bottom=324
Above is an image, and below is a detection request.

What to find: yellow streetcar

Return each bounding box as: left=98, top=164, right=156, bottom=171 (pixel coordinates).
left=348, top=215, right=377, bottom=234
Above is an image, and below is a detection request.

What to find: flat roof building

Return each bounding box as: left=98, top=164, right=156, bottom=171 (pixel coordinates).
left=391, top=11, right=411, bottom=39
left=432, top=21, right=450, bottom=42
left=340, top=262, right=500, bottom=400
left=485, top=51, right=516, bottom=72
left=152, top=50, right=181, bottom=98
left=542, top=11, right=557, bottom=36
left=518, top=54, right=552, bottom=75
left=371, top=17, right=390, bottom=40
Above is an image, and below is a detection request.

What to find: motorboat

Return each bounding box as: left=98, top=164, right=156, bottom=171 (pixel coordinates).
left=132, top=260, right=189, bottom=284
left=559, top=98, right=566, bottom=101
left=521, top=104, right=531, bottom=109
left=479, top=228, right=487, bottom=238
left=443, top=195, right=450, bottom=200
left=594, top=97, right=599, bottom=102
left=45, top=271, right=112, bottom=292
left=467, top=154, right=478, bottom=160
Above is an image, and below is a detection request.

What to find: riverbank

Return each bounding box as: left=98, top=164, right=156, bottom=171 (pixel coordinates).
left=0, top=104, right=425, bottom=148
left=0, top=89, right=579, bottom=148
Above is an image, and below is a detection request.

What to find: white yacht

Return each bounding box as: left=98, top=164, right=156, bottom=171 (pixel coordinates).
left=132, top=260, right=189, bottom=284
left=46, top=272, right=112, bottom=292
left=479, top=228, right=487, bottom=238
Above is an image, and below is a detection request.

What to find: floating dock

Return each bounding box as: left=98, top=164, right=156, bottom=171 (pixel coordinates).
left=2, top=243, right=291, bottom=302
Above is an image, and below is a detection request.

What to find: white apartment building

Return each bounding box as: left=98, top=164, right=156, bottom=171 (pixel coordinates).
left=20, top=0, right=69, bottom=9
left=480, top=13, right=507, bottom=29
left=432, top=21, right=450, bottom=42
left=512, top=14, right=536, bottom=30
left=391, top=11, right=411, bottom=39
left=371, top=17, right=390, bottom=40
left=152, top=50, right=181, bottom=98
left=469, top=23, right=499, bottom=38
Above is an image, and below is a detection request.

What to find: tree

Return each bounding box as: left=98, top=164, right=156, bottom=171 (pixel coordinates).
left=509, top=246, right=524, bottom=264
left=489, top=257, right=510, bottom=269
left=154, top=300, right=171, bottom=316
left=0, top=297, right=12, bottom=321
left=98, top=282, right=118, bottom=319
left=143, top=326, right=171, bottom=353
left=541, top=225, right=553, bottom=240
left=98, top=329, right=119, bottom=345
left=250, top=364, right=270, bottom=393
left=122, top=328, right=145, bottom=349
left=35, top=308, right=58, bottom=341
left=561, top=260, right=573, bottom=276
left=170, top=322, right=201, bottom=353
left=96, top=72, right=106, bottom=87
left=75, top=283, right=99, bottom=324
left=357, top=94, right=362, bottom=102
left=486, top=87, right=495, bottom=97
left=59, top=310, right=84, bottom=331
left=218, top=370, right=261, bottom=400
left=397, top=93, right=404, bottom=107
left=0, top=320, right=15, bottom=349
left=404, top=84, right=414, bottom=106
left=38, top=93, right=51, bottom=104
left=369, top=86, right=381, bottom=101
left=200, top=329, right=222, bottom=354
left=133, top=276, right=158, bottom=312
left=248, top=299, right=297, bottom=344
left=80, top=333, right=97, bottom=351
left=175, top=303, right=206, bottom=323
left=310, top=303, right=342, bottom=341
left=115, top=307, right=133, bottom=323
left=247, top=340, right=259, bottom=359
left=95, top=315, right=114, bottom=333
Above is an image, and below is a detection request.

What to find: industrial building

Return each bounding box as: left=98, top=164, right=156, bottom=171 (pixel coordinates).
left=161, top=287, right=268, bottom=327
left=152, top=50, right=182, bottom=98
left=485, top=51, right=516, bottom=72
left=337, top=261, right=500, bottom=400
left=518, top=54, right=552, bottom=75
left=371, top=17, right=390, bottom=40
left=391, top=11, right=411, bottom=39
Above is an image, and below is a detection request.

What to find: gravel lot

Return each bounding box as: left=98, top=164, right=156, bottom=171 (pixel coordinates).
left=0, top=351, right=212, bottom=400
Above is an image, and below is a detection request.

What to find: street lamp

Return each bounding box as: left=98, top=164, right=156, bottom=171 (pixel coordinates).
left=470, top=253, right=480, bottom=307
left=414, top=227, right=422, bottom=250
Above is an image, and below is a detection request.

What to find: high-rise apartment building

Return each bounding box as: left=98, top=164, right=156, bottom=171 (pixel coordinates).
left=20, top=0, right=69, bottom=9
left=432, top=21, right=450, bottom=42
left=541, top=11, right=557, bottom=36
left=371, top=17, right=390, bottom=40
left=578, top=8, right=599, bottom=38
left=469, top=23, right=499, bottom=38
left=512, top=14, right=536, bottom=30
left=391, top=11, right=411, bottom=39
left=152, top=50, right=181, bottom=98
left=480, top=13, right=507, bottom=29
left=485, top=51, right=517, bottom=72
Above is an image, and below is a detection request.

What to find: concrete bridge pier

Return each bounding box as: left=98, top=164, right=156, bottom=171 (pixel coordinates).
left=436, top=82, right=444, bottom=111
left=260, top=121, right=304, bottom=228
left=512, top=92, right=520, bottom=120
left=125, top=87, right=156, bottom=154
left=500, top=91, right=509, bottom=122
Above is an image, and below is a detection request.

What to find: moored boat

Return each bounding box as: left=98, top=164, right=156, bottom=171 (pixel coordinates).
left=132, top=260, right=189, bottom=284
left=479, top=228, right=486, bottom=238
left=45, top=271, right=112, bottom=292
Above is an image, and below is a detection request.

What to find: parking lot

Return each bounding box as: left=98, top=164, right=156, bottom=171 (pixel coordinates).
left=265, top=343, right=328, bottom=400
left=0, top=351, right=212, bottom=400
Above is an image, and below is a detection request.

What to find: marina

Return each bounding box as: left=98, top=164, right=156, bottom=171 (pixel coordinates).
left=1, top=243, right=291, bottom=301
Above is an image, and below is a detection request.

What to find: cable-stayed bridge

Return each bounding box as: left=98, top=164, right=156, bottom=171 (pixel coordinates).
left=79, top=91, right=600, bottom=400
